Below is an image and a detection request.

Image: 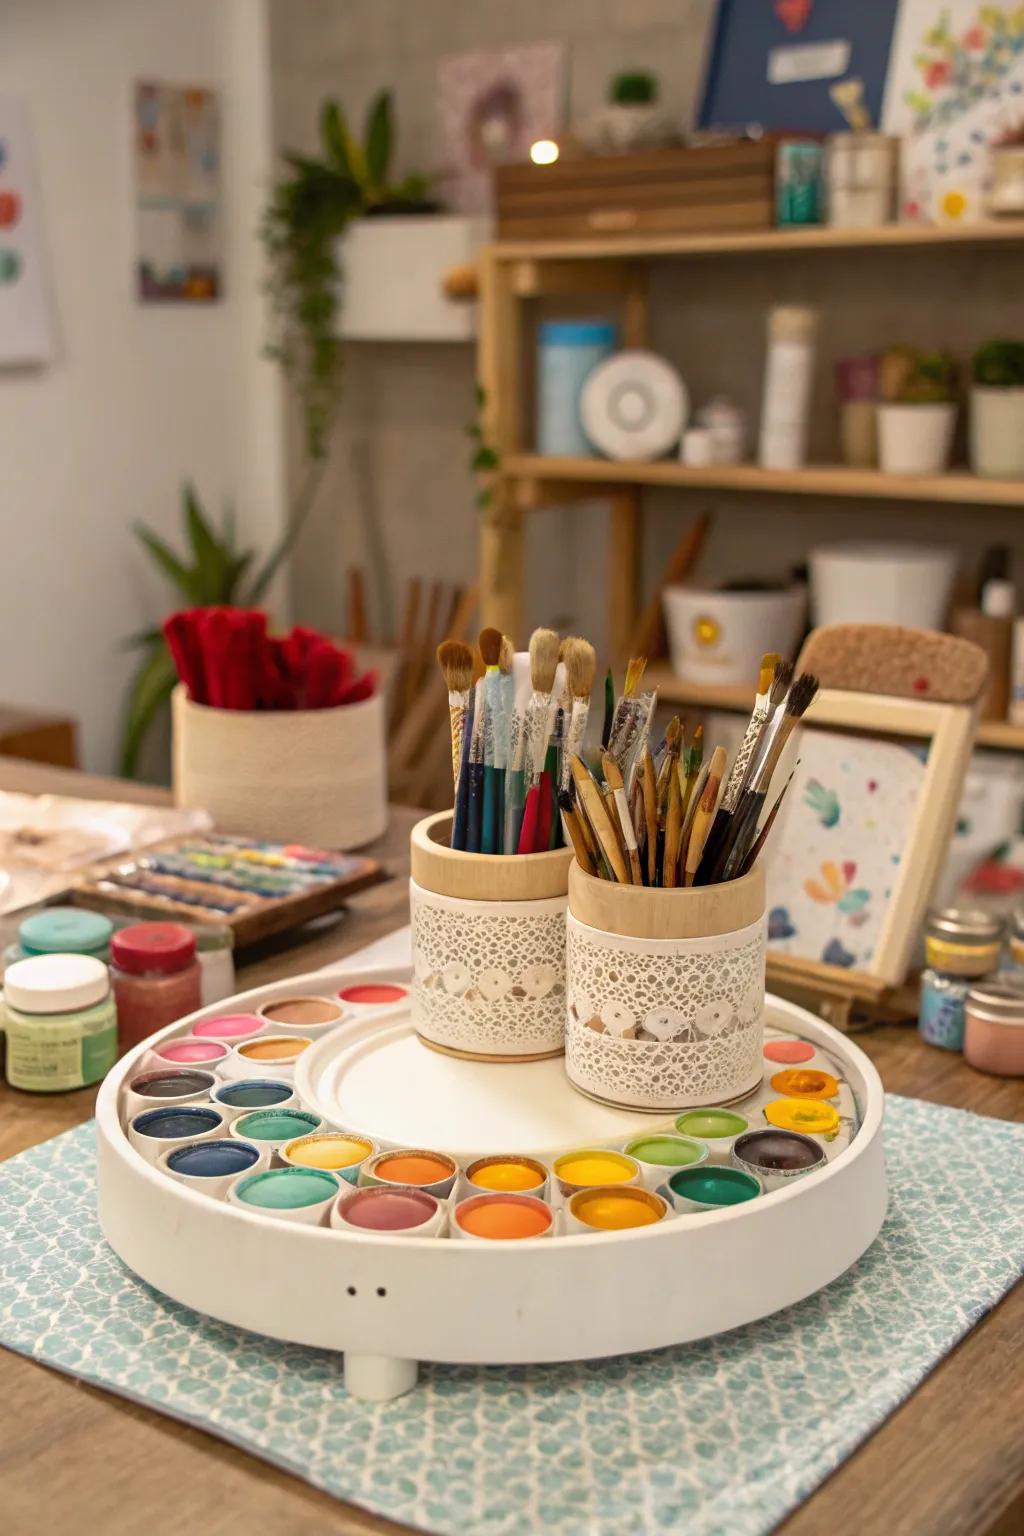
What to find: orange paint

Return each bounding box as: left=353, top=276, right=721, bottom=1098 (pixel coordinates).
left=373, top=1151, right=456, bottom=1187
left=571, top=1188, right=665, bottom=1231
left=468, top=1156, right=547, bottom=1193
left=239, top=1035, right=310, bottom=1062
left=769, top=1068, right=839, bottom=1100
left=456, top=1195, right=552, bottom=1240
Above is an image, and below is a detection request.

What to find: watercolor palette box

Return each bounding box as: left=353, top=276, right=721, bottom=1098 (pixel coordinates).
left=96, top=964, right=887, bottom=1402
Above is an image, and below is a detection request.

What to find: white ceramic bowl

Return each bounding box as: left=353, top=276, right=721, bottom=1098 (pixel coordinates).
left=662, top=585, right=806, bottom=687
left=809, top=540, right=957, bottom=628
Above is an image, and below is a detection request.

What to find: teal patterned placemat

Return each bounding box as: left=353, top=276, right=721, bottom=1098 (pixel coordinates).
left=1, top=1097, right=1022, bottom=1536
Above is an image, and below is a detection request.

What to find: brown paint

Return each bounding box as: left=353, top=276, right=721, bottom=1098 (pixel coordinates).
left=258, top=996, right=343, bottom=1027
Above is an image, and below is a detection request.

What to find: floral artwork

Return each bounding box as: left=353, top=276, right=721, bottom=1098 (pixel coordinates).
left=765, top=728, right=928, bottom=971
left=882, top=3, right=1024, bottom=221
left=134, top=82, right=220, bottom=301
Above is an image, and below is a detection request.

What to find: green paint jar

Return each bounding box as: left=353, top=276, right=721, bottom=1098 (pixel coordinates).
left=3, top=954, right=117, bottom=1092
left=4, top=906, right=114, bottom=968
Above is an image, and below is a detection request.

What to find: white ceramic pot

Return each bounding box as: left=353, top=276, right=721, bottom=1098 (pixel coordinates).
left=989, top=146, right=1024, bottom=217
left=809, top=540, right=958, bottom=629
left=338, top=215, right=492, bottom=341
left=172, top=685, right=387, bottom=850
left=662, top=586, right=806, bottom=687
left=876, top=401, right=956, bottom=475
left=970, top=387, right=1024, bottom=479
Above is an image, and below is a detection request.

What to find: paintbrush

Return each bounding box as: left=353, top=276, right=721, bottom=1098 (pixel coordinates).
left=642, top=749, right=658, bottom=886
left=709, top=673, right=819, bottom=884
left=606, top=656, right=649, bottom=770
left=571, top=755, right=630, bottom=883
left=494, top=634, right=514, bottom=851
left=436, top=640, right=474, bottom=796
left=558, top=788, right=596, bottom=876
left=737, top=768, right=795, bottom=877
left=465, top=676, right=487, bottom=854
left=477, top=628, right=504, bottom=855
left=560, top=637, right=597, bottom=790
left=663, top=764, right=683, bottom=887
left=697, top=657, right=790, bottom=882
left=451, top=682, right=477, bottom=850
left=517, top=628, right=560, bottom=853
left=678, top=723, right=704, bottom=822
left=684, top=746, right=727, bottom=886
left=655, top=717, right=683, bottom=818
left=569, top=776, right=606, bottom=876
left=601, top=751, right=642, bottom=884
left=601, top=667, right=614, bottom=749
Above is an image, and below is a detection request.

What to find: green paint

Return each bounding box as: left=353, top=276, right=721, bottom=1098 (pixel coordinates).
left=234, top=1109, right=319, bottom=1142
left=236, top=1167, right=339, bottom=1210
left=625, top=1135, right=705, bottom=1168
left=675, top=1109, right=748, bottom=1140
left=669, top=1166, right=760, bottom=1207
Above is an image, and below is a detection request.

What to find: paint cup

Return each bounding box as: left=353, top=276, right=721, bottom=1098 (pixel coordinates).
left=453, top=1193, right=554, bottom=1240
left=465, top=1155, right=548, bottom=1198
left=768, top=1067, right=839, bottom=1100
left=228, top=1035, right=313, bottom=1081
left=189, top=1013, right=266, bottom=1048
left=623, top=1134, right=709, bottom=1191
left=331, top=1184, right=445, bottom=1236
left=674, top=1108, right=750, bottom=1165
left=566, top=1185, right=668, bottom=1234
left=664, top=1165, right=762, bottom=1215
left=731, top=1129, right=825, bottom=1193
left=128, top=1104, right=226, bottom=1166
left=281, top=1132, right=375, bottom=1183
left=159, top=1137, right=270, bottom=1199
left=256, top=996, right=345, bottom=1037
left=336, top=981, right=408, bottom=1008
left=210, top=1078, right=297, bottom=1124
left=763, top=1037, right=815, bottom=1066
left=552, top=1148, right=641, bottom=1198
left=361, top=1149, right=458, bottom=1199
left=763, top=1098, right=840, bottom=1137
left=228, top=1166, right=340, bottom=1225
left=147, top=1038, right=231, bottom=1073
left=230, top=1107, right=323, bottom=1160
left=120, top=1068, right=216, bottom=1126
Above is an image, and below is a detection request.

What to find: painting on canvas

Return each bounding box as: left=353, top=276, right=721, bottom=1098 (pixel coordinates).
left=0, top=97, right=57, bottom=368
left=882, top=1, right=1024, bottom=222
left=436, top=44, right=566, bottom=212
left=135, top=82, right=221, bottom=301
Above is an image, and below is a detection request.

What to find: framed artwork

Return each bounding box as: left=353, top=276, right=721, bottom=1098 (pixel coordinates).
left=0, top=97, right=57, bottom=368
left=882, top=1, right=1024, bottom=222
left=134, top=81, right=221, bottom=302
left=436, top=44, right=566, bottom=213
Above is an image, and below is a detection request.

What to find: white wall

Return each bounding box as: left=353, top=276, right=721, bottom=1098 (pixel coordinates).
left=0, top=0, right=285, bottom=774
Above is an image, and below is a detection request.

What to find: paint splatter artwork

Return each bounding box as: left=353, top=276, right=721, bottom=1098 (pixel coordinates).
left=883, top=2, right=1024, bottom=222
left=766, top=728, right=928, bottom=970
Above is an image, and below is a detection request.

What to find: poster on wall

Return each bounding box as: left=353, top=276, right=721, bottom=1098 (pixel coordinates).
left=436, top=44, right=566, bottom=212
left=882, top=2, right=1024, bottom=222
left=134, top=81, right=221, bottom=301
left=0, top=98, right=57, bottom=368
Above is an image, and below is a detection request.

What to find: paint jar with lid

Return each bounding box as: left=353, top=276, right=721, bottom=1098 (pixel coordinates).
left=110, top=922, right=202, bottom=1053
left=3, top=953, right=117, bottom=1092
left=1007, top=910, right=1024, bottom=973
left=536, top=319, right=616, bottom=457
left=920, top=909, right=1003, bottom=1051
left=4, top=906, right=114, bottom=969
left=964, top=980, right=1024, bottom=1077
left=193, top=924, right=235, bottom=1006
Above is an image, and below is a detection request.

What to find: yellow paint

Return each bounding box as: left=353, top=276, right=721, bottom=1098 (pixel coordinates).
left=285, top=1134, right=372, bottom=1170
left=769, top=1068, right=839, bottom=1100
left=239, top=1036, right=310, bottom=1062
left=571, top=1189, right=664, bottom=1231
left=469, top=1158, right=546, bottom=1193
left=554, top=1150, right=637, bottom=1188
left=764, top=1098, right=839, bottom=1136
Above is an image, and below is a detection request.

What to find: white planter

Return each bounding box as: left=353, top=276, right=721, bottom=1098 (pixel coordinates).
left=877, top=401, right=956, bottom=475
left=337, top=215, right=492, bottom=342
left=970, top=387, right=1024, bottom=480
left=809, top=541, right=957, bottom=629
left=662, top=585, right=806, bottom=687
left=171, top=686, right=387, bottom=850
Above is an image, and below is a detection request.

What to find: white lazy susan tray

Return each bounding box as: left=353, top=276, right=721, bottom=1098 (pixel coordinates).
left=96, top=962, right=887, bottom=1402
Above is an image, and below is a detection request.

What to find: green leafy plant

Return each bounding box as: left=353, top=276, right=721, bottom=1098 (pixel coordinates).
left=119, top=484, right=315, bottom=777
left=261, top=89, right=433, bottom=461
left=466, top=383, right=500, bottom=511
left=973, top=339, right=1024, bottom=387
left=880, top=345, right=958, bottom=403
left=611, top=72, right=658, bottom=105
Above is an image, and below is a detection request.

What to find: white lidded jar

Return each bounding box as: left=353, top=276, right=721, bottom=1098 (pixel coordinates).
left=3, top=953, right=118, bottom=1092
left=758, top=306, right=819, bottom=470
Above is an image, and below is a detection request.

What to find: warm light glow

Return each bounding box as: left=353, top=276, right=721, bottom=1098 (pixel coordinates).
left=530, top=138, right=559, bottom=166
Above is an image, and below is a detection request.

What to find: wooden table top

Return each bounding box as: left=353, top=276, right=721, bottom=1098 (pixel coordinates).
left=0, top=760, right=1021, bottom=1536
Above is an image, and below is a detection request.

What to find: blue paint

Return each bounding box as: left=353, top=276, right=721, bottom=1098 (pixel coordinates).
left=132, top=1105, right=221, bottom=1139
left=214, top=1079, right=292, bottom=1109
left=167, top=1139, right=260, bottom=1177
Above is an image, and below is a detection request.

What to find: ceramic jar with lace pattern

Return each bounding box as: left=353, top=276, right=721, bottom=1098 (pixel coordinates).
left=409, top=812, right=572, bottom=1061
left=565, top=863, right=766, bottom=1110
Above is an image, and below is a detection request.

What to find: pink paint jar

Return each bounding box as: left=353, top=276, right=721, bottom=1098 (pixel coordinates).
left=964, top=981, right=1024, bottom=1077
left=111, top=922, right=202, bottom=1053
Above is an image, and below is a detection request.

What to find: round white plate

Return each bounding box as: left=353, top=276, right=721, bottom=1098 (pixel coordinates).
left=580, top=349, right=689, bottom=461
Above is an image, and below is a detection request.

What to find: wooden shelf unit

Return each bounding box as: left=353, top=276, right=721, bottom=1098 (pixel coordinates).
left=646, top=665, right=1024, bottom=752
left=475, top=218, right=1024, bottom=679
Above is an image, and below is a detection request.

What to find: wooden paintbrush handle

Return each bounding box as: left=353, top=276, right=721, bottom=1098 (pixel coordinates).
left=577, top=777, right=630, bottom=884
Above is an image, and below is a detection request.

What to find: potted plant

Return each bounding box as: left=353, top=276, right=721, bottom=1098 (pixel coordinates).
left=877, top=346, right=959, bottom=475
left=970, top=340, right=1024, bottom=479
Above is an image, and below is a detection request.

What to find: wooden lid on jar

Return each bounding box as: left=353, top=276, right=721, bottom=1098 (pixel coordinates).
left=568, top=861, right=765, bottom=940
left=410, top=812, right=572, bottom=903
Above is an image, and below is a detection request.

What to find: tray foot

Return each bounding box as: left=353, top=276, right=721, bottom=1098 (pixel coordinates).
left=344, top=1352, right=419, bottom=1401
